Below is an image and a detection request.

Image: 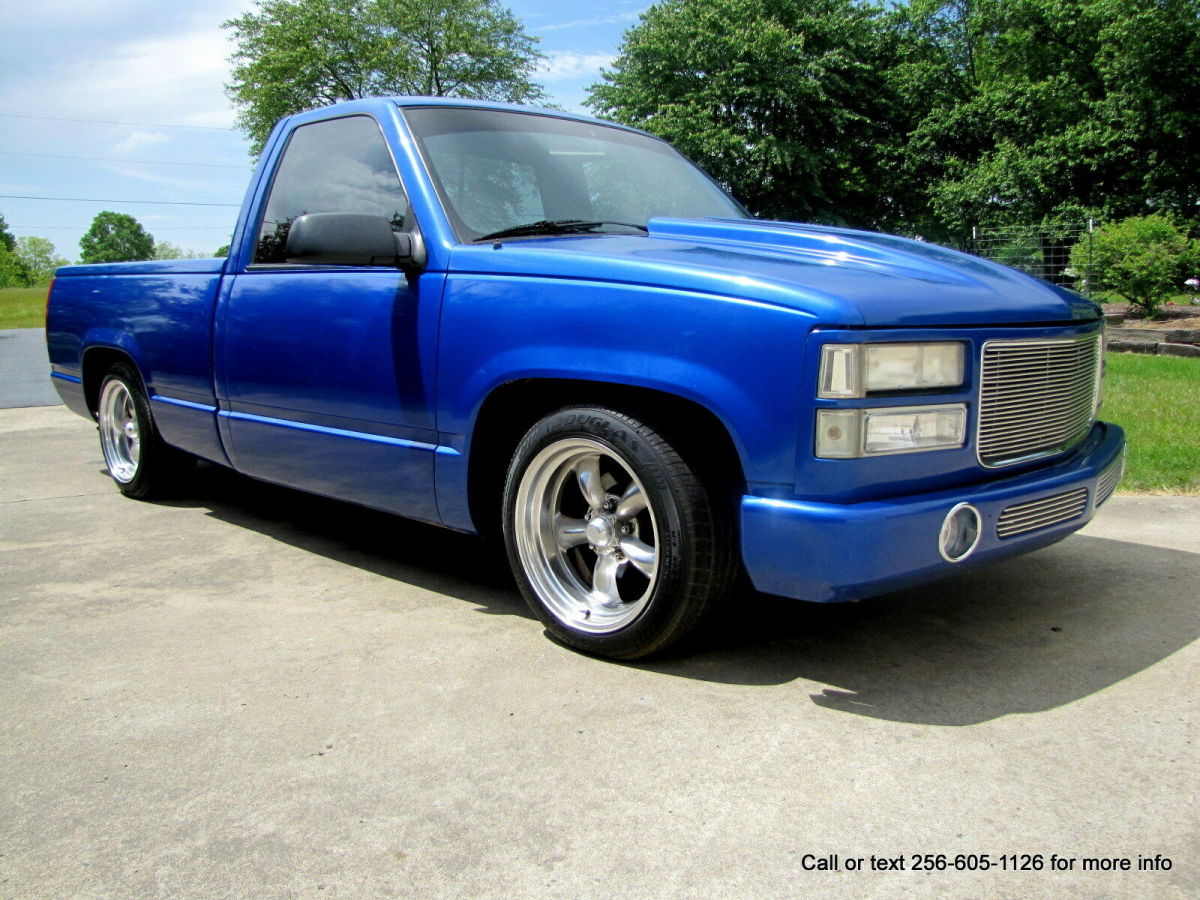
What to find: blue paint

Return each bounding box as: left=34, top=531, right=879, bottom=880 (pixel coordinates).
left=45, top=96, right=1126, bottom=605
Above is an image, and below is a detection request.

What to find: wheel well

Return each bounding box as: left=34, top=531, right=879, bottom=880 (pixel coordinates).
left=81, top=348, right=139, bottom=416
left=467, top=379, right=746, bottom=537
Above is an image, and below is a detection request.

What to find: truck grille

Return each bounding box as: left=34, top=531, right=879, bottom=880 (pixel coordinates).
left=996, top=488, right=1089, bottom=539
left=978, top=335, right=1100, bottom=467
left=1096, top=454, right=1124, bottom=507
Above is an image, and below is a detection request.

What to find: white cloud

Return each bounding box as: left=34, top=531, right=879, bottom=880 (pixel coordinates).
left=0, top=14, right=240, bottom=130
left=537, top=11, right=644, bottom=32
left=539, top=51, right=616, bottom=82
left=58, top=30, right=237, bottom=128
left=114, top=131, right=170, bottom=154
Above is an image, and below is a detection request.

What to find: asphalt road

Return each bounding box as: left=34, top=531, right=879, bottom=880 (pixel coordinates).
left=1, top=405, right=1197, bottom=899
left=0, top=328, right=60, bottom=408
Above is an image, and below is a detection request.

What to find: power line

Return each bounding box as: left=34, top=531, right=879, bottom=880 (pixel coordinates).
left=12, top=224, right=233, bottom=230
left=0, top=112, right=234, bottom=131
left=0, top=150, right=250, bottom=170
left=1, top=194, right=241, bottom=207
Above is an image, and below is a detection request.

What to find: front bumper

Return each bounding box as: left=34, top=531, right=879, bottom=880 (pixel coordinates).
left=740, top=421, right=1126, bottom=602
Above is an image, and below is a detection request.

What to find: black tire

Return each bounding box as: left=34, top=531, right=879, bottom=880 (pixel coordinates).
left=96, top=362, right=192, bottom=499
left=502, top=406, right=734, bottom=659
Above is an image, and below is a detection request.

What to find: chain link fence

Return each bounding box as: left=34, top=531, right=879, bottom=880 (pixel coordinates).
left=970, top=222, right=1099, bottom=295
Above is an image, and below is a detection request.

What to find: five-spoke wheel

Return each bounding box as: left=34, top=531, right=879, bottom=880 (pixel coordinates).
left=512, top=437, right=660, bottom=634
left=503, top=407, right=732, bottom=659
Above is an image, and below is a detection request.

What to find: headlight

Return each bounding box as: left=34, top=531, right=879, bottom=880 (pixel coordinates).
left=816, top=404, right=967, bottom=458
left=819, top=342, right=965, bottom=398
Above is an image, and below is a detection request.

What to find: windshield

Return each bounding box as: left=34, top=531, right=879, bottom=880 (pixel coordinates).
left=403, top=106, right=747, bottom=242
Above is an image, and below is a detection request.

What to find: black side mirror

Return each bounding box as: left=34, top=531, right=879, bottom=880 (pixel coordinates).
left=285, top=213, right=426, bottom=269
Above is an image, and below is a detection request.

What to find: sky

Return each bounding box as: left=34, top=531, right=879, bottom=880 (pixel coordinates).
left=0, top=1, right=646, bottom=259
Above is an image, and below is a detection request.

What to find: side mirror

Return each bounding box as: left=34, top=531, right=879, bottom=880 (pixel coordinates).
left=285, top=213, right=426, bottom=269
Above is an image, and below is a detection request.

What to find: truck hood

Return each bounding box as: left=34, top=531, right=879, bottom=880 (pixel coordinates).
left=453, top=217, right=1098, bottom=327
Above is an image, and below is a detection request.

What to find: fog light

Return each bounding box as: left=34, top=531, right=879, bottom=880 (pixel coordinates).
left=939, top=503, right=981, bottom=563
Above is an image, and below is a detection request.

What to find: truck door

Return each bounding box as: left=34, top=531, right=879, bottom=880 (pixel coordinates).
left=217, top=114, right=442, bottom=522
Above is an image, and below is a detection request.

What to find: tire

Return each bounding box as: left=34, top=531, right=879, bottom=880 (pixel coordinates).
left=96, top=362, right=191, bottom=499
left=502, top=406, right=734, bottom=659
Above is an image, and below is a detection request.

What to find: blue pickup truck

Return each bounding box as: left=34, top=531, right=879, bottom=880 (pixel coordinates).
left=46, top=97, right=1126, bottom=658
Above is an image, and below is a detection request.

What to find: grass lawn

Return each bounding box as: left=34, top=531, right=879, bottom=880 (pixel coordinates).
left=0, top=285, right=48, bottom=330
left=1103, top=353, right=1200, bottom=494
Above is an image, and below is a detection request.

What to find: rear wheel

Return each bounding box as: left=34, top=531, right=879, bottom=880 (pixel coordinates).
left=503, top=407, right=733, bottom=659
left=97, top=362, right=190, bottom=499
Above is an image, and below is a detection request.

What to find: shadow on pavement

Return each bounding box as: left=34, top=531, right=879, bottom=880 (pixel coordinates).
left=158, top=461, right=529, bottom=620
left=655, top=535, right=1200, bottom=725
left=161, top=463, right=1200, bottom=726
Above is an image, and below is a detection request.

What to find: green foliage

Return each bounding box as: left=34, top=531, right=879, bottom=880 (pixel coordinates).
left=0, top=215, right=28, bottom=287
left=15, top=236, right=68, bottom=284
left=79, top=212, right=155, bottom=264
left=153, top=241, right=210, bottom=260
left=225, top=0, right=546, bottom=154
left=0, top=245, right=27, bottom=288
left=894, top=0, right=1200, bottom=240
left=589, top=1, right=1200, bottom=239
left=991, top=236, right=1042, bottom=272
left=0, top=213, right=15, bottom=253
left=215, top=244, right=232, bottom=258
left=0, top=234, right=68, bottom=287
left=588, top=0, right=911, bottom=230
left=1070, top=215, right=1199, bottom=317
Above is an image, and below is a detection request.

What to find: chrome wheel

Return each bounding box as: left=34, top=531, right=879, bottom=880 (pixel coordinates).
left=513, top=437, right=659, bottom=634
left=98, top=378, right=140, bottom=483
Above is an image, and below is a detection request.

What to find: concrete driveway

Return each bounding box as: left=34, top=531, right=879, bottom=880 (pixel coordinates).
left=2, top=405, right=1197, bottom=899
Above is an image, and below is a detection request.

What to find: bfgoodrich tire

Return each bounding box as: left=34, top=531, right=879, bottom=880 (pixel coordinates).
left=502, top=406, right=734, bottom=659
left=96, top=362, right=191, bottom=499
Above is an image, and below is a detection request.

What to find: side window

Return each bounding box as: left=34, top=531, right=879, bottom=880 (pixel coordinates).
left=254, top=115, right=411, bottom=264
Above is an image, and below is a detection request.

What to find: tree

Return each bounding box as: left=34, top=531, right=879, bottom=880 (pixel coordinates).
left=0, top=246, right=25, bottom=287
left=587, top=0, right=909, bottom=230
left=153, top=241, right=209, bottom=260
left=0, top=212, right=15, bottom=253
left=15, top=236, right=69, bottom=284
left=1070, top=215, right=1199, bottom=317
left=79, top=212, right=155, bottom=264
left=225, top=0, right=546, bottom=154
left=894, top=0, right=1200, bottom=240
left=0, top=216, right=33, bottom=286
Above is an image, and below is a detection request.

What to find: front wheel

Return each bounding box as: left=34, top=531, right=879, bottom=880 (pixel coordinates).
left=502, top=407, right=733, bottom=659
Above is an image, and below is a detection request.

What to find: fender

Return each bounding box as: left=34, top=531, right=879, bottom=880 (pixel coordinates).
left=433, top=274, right=817, bottom=531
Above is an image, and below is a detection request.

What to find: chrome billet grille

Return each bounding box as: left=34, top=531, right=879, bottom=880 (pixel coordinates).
left=996, top=488, right=1089, bottom=539
left=978, top=335, right=1101, bottom=467
left=1096, top=456, right=1123, bottom=507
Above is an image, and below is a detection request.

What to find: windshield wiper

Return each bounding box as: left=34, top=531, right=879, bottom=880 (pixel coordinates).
left=477, top=219, right=649, bottom=241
